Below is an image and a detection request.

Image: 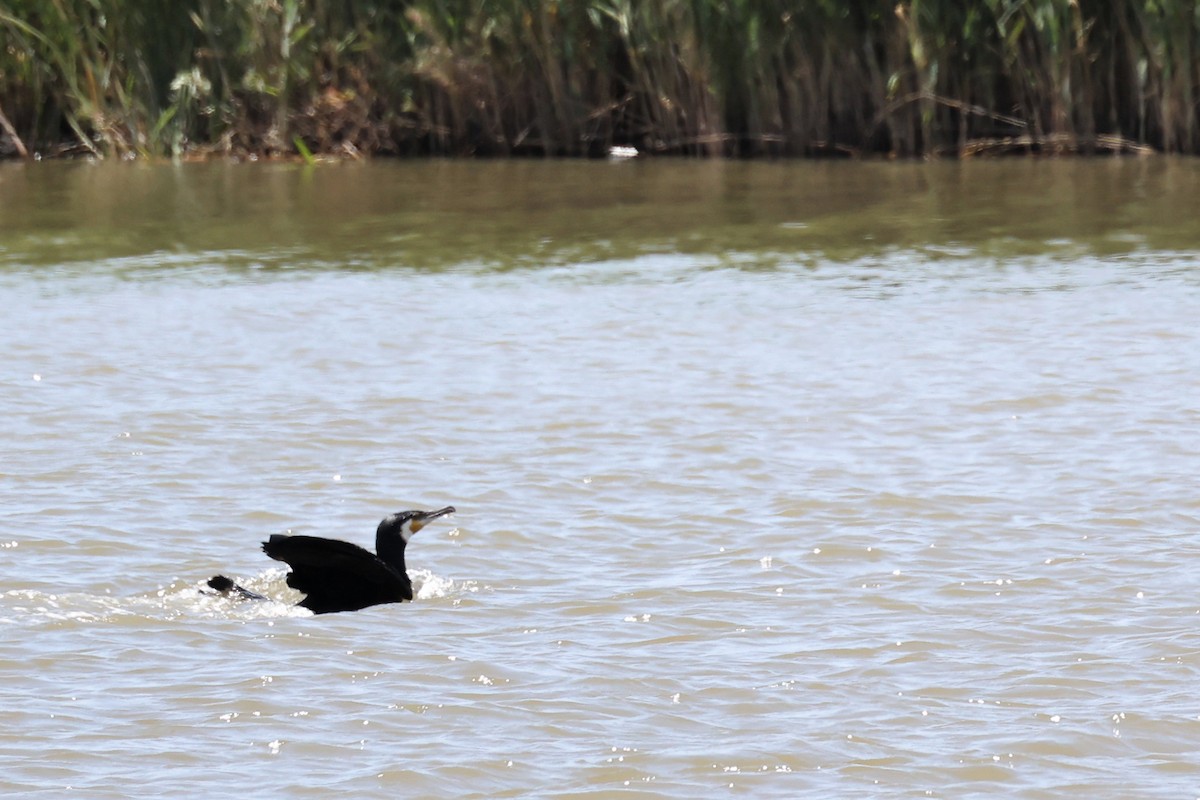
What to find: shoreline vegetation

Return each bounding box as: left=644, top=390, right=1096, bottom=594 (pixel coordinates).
left=0, top=1, right=1195, bottom=161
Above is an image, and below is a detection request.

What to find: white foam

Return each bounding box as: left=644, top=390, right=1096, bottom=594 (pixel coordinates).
left=411, top=568, right=468, bottom=600
left=1, top=567, right=472, bottom=624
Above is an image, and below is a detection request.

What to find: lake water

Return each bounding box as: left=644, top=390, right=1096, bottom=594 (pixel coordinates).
left=1, top=158, right=1199, bottom=797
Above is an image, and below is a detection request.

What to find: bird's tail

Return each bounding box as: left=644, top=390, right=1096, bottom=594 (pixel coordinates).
left=206, top=575, right=268, bottom=601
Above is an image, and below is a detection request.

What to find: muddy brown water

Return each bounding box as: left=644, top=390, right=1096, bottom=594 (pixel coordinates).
left=2, top=158, right=1199, bottom=797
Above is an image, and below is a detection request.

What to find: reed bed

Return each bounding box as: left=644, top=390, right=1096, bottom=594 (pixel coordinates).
left=1, top=0, right=1196, bottom=158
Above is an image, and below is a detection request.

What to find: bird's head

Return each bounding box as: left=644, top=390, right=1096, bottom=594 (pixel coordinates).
left=378, top=506, right=457, bottom=544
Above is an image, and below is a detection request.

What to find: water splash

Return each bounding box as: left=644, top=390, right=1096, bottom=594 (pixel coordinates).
left=0, top=567, right=471, bottom=625
left=411, top=567, right=463, bottom=600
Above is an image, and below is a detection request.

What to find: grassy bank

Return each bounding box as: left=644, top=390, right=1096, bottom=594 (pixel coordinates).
left=1, top=1, right=1197, bottom=159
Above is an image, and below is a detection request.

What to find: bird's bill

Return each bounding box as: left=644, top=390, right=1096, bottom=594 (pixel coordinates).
left=410, top=506, right=456, bottom=532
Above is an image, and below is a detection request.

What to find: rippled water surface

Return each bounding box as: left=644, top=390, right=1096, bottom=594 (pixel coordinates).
left=2, top=159, right=1199, bottom=797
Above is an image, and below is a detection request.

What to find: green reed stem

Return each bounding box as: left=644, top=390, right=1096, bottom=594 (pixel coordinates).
left=0, top=0, right=1196, bottom=158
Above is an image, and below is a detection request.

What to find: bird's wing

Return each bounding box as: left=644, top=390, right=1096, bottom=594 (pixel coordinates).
left=261, top=534, right=411, bottom=614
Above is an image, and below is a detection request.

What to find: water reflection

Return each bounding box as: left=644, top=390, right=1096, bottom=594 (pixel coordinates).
left=3, top=158, right=1200, bottom=273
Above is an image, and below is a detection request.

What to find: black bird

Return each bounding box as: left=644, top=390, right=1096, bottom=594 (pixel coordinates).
left=208, top=506, right=456, bottom=614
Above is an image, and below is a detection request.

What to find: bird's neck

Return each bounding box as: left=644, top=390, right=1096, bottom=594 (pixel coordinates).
left=376, top=533, right=408, bottom=575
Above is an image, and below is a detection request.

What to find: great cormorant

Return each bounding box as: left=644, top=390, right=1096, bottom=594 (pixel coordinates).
left=208, top=506, right=456, bottom=614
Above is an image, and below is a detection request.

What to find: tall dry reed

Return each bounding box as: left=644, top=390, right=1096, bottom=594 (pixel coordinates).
left=1, top=0, right=1195, bottom=158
